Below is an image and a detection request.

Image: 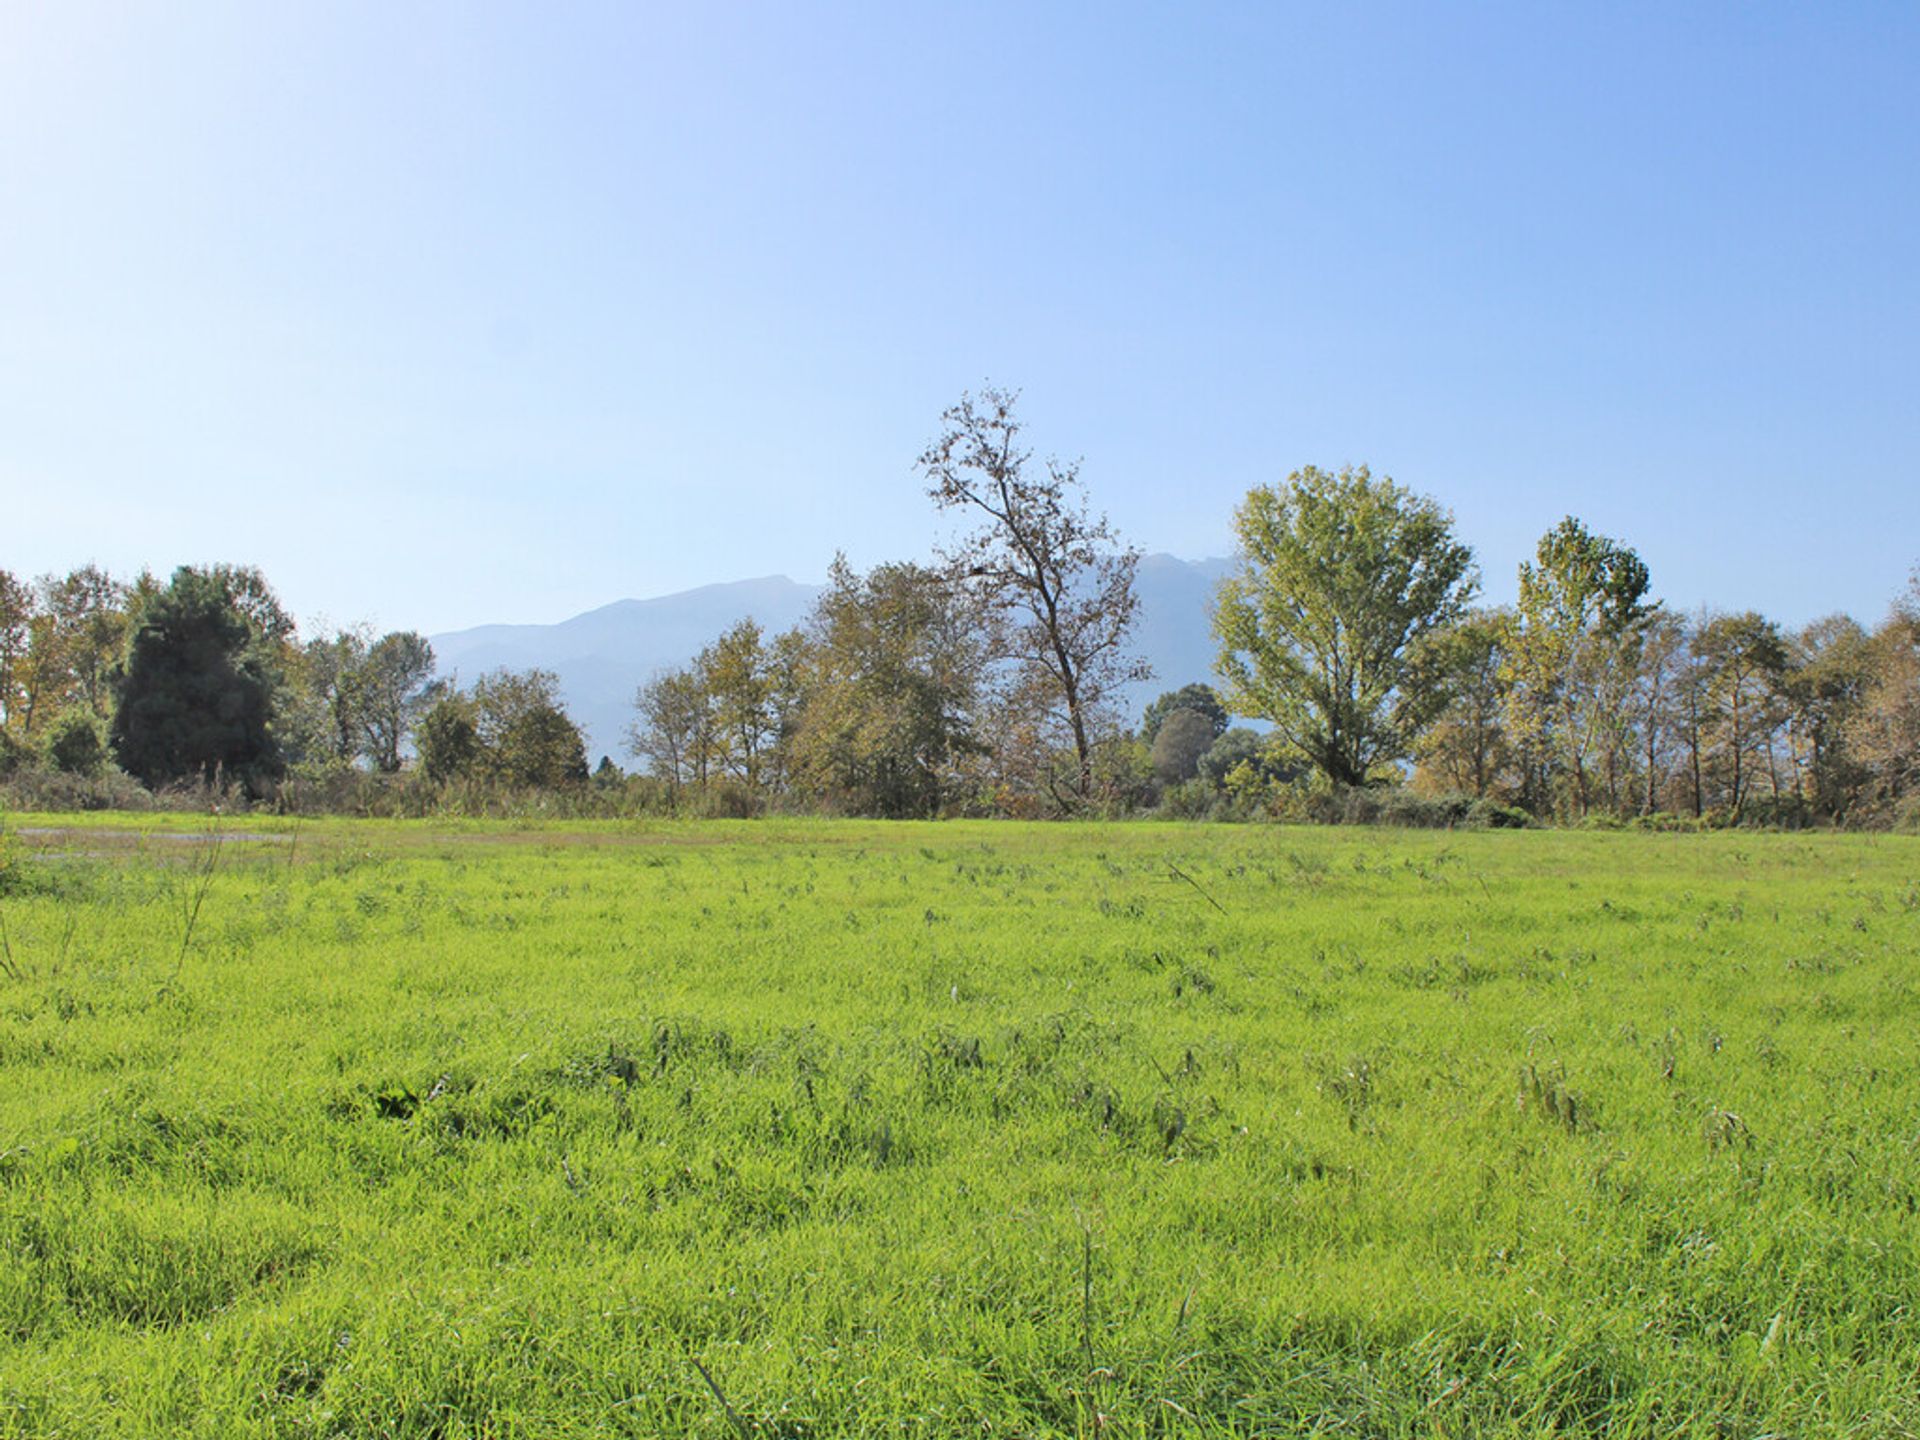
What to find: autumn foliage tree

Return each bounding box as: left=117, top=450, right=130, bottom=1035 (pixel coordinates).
left=790, top=556, right=988, bottom=817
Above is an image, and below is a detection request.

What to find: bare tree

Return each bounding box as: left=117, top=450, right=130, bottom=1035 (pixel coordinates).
left=917, top=386, right=1147, bottom=803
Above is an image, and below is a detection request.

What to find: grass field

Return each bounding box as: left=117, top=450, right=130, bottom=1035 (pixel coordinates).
left=2, top=814, right=1918, bottom=1438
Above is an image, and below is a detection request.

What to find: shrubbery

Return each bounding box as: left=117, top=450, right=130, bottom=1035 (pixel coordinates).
left=43, top=711, right=109, bottom=776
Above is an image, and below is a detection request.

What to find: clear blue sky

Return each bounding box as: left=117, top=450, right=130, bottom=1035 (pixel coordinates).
left=4, top=2, right=1915, bottom=636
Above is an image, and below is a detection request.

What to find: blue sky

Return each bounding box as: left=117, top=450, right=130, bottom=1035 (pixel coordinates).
left=3, top=2, right=1915, bottom=635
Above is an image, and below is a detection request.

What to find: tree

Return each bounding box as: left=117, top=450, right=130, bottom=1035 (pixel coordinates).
left=1411, top=609, right=1512, bottom=799
left=1847, top=573, right=1920, bottom=814
left=494, top=703, right=590, bottom=788
left=1196, top=727, right=1276, bottom=790
left=1783, top=615, right=1872, bottom=816
left=1502, top=518, right=1653, bottom=816
left=36, top=565, right=130, bottom=720
left=109, top=566, right=287, bottom=793
left=417, top=693, right=480, bottom=783
left=205, top=564, right=296, bottom=647
left=1213, top=465, right=1478, bottom=788
left=628, top=667, right=712, bottom=796
left=696, top=619, right=790, bottom=790
left=1694, top=611, right=1788, bottom=819
left=791, top=556, right=988, bottom=817
left=1629, top=609, right=1691, bottom=815
left=918, top=386, right=1148, bottom=803
left=470, top=668, right=588, bottom=787
left=759, top=627, right=812, bottom=795
left=14, top=610, right=61, bottom=737
left=0, top=570, right=35, bottom=733
left=358, top=631, right=440, bottom=772
left=1150, top=708, right=1216, bottom=785
left=1140, top=684, right=1229, bottom=746
left=292, top=627, right=371, bottom=767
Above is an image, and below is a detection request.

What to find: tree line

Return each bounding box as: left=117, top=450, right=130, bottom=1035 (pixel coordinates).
left=0, top=562, right=589, bottom=803
left=6, top=386, right=1917, bottom=826
left=1213, top=473, right=1919, bottom=826
left=624, top=392, right=1920, bottom=827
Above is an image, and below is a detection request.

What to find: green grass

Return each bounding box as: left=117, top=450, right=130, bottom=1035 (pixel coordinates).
left=2, top=813, right=1918, bottom=1437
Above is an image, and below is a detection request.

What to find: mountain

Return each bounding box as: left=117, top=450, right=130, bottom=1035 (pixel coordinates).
left=429, top=557, right=1236, bottom=761
left=1129, top=553, right=1235, bottom=709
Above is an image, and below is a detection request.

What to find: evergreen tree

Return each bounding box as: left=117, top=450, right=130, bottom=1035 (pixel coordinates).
left=110, top=566, right=286, bottom=793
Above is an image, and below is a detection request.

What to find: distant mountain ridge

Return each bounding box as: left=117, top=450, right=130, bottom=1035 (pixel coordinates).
left=430, top=556, right=1236, bottom=761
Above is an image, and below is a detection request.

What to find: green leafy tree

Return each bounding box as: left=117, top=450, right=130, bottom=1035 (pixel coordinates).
left=691, top=619, right=808, bottom=792
left=1502, top=517, right=1653, bottom=815
left=36, top=565, right=131, bottom=720
left=470, top=668, right=589, bottom=787
left=416, top=693, right=480, bottom=783
left=760, top=627, right=812, bottom=795
left=109, top=566, right=287, bottom=793
left=494, top=704, right=590, bottom=788
left=1196, top=727, right=1270, bottom=789
left=1140, top=684, right=1228, bottom=745
left=1411, top=609, right=1512, bottom=799
left=701, top=619, right=777, bottom=787
left=14, top=610, right=61, bottom=737
left=290, top=627, right=371, bottom=768
left=628, top=666, right=713, bottom=795
left=1150, top=708, right=1216, bottom=785
left=0, top=570, right=35, bottom=733
left=1628, top=609, right=1691, bottom=815
left=1784, top=615, right=1872, bottom=816
left=1213, top=465, right=1477, bottom=788
left=1694, top=611, right=1789, bottom=819
left=358, top=631, right=440, bottom=773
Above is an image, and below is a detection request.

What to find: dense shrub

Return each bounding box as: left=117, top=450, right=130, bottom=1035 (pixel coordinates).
left=1736, top=795, right=1816, bottom=829
left=1278, top=786, right=1531, bottom=829
left=691, top=779, right=765, bottom=819
left=1465, top=798, right=1533, bottom=829
left=1157, top=778, right=1222, bottom=820
left=0, top=764, right=155, bottom=812
left=1379, top=791, right=1474, bottom=828
left=1630, top=811, right=1707, bottom=833
left=43, top=711, right=109, bottom=776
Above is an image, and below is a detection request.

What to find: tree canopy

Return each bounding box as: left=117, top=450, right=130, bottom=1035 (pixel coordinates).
left=109, top=566, right=287, bottom=794
left=1141, top=684, right=1229, bottom=745
left=1214, top=466, right=1477, bottom=787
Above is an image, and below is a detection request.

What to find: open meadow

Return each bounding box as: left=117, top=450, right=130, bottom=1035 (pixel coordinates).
left=2, top=814, right=1918, bottom=1438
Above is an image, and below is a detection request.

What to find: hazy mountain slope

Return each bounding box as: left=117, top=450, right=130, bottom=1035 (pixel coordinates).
left=1124, top=553, right=1234, bottom=710
left=430, top=577, right=822, bottom=762
left=429, top=557, right=1236, bottom=761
